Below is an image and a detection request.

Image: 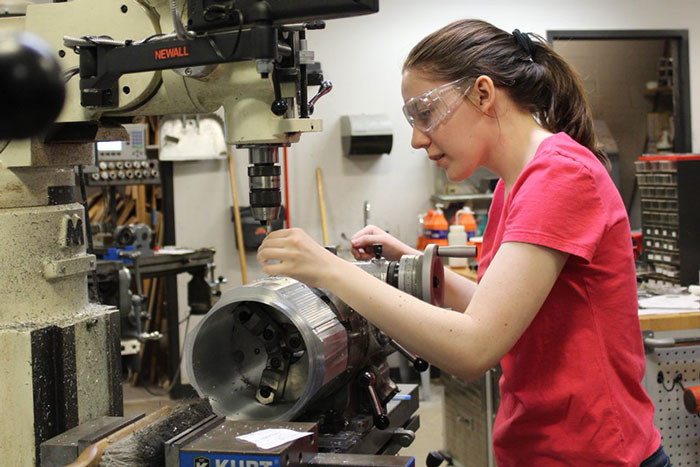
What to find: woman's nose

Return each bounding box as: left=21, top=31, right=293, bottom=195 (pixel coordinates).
left=410, top=126, right=431, bottom=149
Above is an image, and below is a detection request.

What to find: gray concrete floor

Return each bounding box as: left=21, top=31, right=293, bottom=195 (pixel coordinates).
left=400, top=381, right=445, bottom=466
left=122, top=381, right=177, bottom=416
left=122, top=379, right=445, bottom=466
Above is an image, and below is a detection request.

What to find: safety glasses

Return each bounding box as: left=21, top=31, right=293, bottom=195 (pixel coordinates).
left=402, top=78, right=471, bottom=134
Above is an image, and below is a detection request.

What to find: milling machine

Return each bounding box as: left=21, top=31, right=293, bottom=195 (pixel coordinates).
left=0, top=0, right=378, bottom=464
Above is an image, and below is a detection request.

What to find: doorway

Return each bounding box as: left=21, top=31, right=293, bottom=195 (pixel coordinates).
left=547, top=30, right=691, bottom=228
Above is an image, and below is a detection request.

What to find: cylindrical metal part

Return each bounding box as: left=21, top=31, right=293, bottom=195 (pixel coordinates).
left=249, top=146, right=279, bottom=165
left=355, top=252, right=444, bottom=307
left=436, top=245, right=477, bottom=258
left=185, top=277, right=348, bottom=421
left=246, top=145, right=283, bottom=223
left=397, top=248, right=444, bottom=307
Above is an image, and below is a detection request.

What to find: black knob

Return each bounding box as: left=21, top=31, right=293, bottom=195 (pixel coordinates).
left=372, top=243, right=383, bottom=259
left=426, top=451, right=445, bottom=467
left=270, top=99, right=288, bottom=116
left=413, top=358, right=429, bottom=373
left=0, top=32, right=65, bottom=139
left=374, top=414, right=390, bottom=430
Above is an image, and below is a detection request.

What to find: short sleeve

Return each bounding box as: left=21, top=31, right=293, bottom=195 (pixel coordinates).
left=502, top=153, right=607, bottom=263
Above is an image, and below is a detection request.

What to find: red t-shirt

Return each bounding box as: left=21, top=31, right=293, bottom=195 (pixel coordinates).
left=478, top=133, right=660, bottom=466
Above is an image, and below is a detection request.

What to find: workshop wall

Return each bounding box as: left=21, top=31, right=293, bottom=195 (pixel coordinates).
left=173, top=0, right=700, bottom=300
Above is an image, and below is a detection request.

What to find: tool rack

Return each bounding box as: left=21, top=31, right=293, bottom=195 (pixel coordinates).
left=635, top=155, right=700, bottom=285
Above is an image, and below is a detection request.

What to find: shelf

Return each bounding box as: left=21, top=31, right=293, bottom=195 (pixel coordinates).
left=431, top=193, right=494, bottom=204
left=642, top=86, right=674, bottom=97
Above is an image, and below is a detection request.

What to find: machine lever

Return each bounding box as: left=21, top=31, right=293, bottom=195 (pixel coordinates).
left=308, top=80, right=332, bottom=115
left=359, top=371, right=390, bottom=430
left=389, top=339, right=429, bottom=372
left=435, top=245, right=477, bottom=258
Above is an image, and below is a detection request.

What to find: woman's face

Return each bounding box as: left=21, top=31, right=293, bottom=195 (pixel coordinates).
left=401, top=69, right=490, bottom=182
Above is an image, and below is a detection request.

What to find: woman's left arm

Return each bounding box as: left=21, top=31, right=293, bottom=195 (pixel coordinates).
left=258, top=228, right=568, bottom=381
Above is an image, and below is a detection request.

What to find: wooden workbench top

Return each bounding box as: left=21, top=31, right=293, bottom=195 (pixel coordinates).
left=447, top=267, right=700, bottom=332
left=638, top=311, right=700, bottom=332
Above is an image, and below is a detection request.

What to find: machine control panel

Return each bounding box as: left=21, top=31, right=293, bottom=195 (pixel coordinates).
left=88, top=123, right=160, bottom=185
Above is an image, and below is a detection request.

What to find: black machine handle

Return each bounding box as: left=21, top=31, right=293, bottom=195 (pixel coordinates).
left=389, top=339, right=429, bottom=373
left=359, top=371, right=390, bottom=430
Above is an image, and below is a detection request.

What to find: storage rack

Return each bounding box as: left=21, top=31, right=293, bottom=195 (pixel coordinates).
left=635, top=155, right=700, bottom=286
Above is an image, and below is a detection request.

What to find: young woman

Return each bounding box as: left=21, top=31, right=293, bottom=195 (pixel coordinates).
left=258, top=19, right=667, bottom=466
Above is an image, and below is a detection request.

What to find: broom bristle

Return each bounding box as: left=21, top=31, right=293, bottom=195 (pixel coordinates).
left=100, top=399, right=213, bottom=467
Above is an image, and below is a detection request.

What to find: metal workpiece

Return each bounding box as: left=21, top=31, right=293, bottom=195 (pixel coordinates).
left=185, top=247, right=439, bottom=438
left=185, top=276, right=349, bottom=421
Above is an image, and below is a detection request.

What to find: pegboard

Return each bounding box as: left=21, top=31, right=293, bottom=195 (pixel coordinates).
left=646, top=344, right=700, bottom=466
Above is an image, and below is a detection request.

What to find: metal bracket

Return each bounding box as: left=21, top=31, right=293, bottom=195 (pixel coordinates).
left=44, top=254, right=96, bottom=280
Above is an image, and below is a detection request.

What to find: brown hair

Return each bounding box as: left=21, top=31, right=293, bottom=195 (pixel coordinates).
left=404, top=19, right=609, bottom=167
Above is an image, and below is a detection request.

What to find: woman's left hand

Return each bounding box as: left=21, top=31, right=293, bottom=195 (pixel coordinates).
left=257, top=228, right=342, bottom=288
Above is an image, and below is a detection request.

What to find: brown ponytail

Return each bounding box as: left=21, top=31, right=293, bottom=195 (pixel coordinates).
left=404, top=20, right=610, bottom=168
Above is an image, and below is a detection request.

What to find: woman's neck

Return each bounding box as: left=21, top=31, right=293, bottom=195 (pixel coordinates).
left=485, top=111, right=554, bottom=195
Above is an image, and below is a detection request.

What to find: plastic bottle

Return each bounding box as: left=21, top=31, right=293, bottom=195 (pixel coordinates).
left=423, top=204, right=449, bottom=247
left=416, top=212, right=427, bottom=250
left=455, top=207, right=477, bottom=240
left=448, top=225, right=468, bottom=267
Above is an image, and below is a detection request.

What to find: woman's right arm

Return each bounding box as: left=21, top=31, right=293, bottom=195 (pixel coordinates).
left=351, top=225, right=477, bottom=312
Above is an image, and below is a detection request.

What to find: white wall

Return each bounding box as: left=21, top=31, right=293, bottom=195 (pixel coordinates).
left=174, top=0, right=700, bottom=296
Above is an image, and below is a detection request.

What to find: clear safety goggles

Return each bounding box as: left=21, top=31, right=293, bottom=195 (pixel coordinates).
left=402, top=78, right=472, bottom=134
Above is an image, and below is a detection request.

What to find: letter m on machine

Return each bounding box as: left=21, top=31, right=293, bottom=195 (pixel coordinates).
left=182, top=453, right=278, bottom=467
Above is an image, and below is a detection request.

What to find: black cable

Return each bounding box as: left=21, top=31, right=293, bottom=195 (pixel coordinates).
left=660, top=373, right=700, bottom=420
left=205, top=8, right=244, bottom=60
left=659, top=372, right=682, bottom=392
left=141, top=33, right=167, bottom=43
left=230, top=10, right=244, bottom=58
left=78, top=165, right=100, bottom=301
left=0, top=140, right=9, bottom=153
left=63, top=66, right=80, bottom=82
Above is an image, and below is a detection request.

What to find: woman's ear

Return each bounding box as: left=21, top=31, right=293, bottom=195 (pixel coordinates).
left=473, top=75, right=496, bottom=112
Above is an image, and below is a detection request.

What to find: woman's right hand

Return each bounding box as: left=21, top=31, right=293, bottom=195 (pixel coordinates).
left=350, top=225, right=420, bottom=261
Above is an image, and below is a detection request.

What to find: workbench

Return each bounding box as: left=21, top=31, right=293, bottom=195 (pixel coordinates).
left=639, top=310, right=700, bottom=331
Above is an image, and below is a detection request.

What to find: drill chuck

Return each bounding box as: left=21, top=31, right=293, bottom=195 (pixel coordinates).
left=246, top=145, right=283, bottom=224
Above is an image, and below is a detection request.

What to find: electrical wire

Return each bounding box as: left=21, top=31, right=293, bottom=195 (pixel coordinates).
left=63, top=66, right=80, bottom=82
left=78, top=165, right=100, bottom=301
left=0, top=140, right=9, bottom=153
left=141, top=312, right=191, bottom=396
left=205, top=9, right=243, bottom=60
left=170, top=0, right=195, bottom=40
left=283, top=146, right=290, bottom=228
left=659, top=372, right=682, bottom=392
